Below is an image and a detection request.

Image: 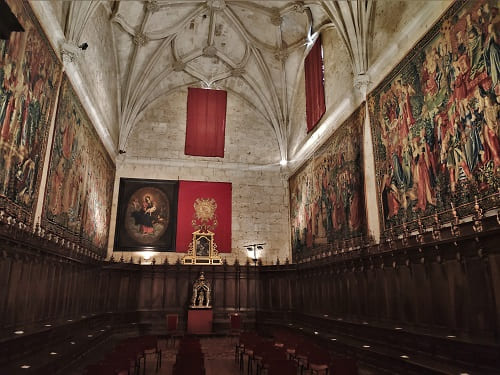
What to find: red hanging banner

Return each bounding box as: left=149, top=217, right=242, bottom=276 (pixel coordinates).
left=185, top=87, right=227, bottom=157
left=176, top=181, right=232, bottom=253
left=305, top=35, right=326, bottom=133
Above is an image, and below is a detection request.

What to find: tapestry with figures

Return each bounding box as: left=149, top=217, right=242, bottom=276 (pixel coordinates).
left=369, top=0, right=500, bottom=232
left=290, top=106, right=366, bottom=259
left=43, top=76, right=114, bottom=252
left=0, top=0, right=62, bottom=223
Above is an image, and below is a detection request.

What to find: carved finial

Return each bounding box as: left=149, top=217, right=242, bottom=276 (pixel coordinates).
left=416, top=216, right=424, bottom=244
left=473, top=195, right=483, bottom=233
left=451, top=202, right=460, bottom=237
left=401, top=222, right=409, bottom=246
left=432, top=212, right=441, bottom=240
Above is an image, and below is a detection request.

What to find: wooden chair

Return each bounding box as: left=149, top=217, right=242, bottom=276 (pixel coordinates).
left=229, top=313, right=242, bottom=344
left=166, top=314, right=182, bottom=347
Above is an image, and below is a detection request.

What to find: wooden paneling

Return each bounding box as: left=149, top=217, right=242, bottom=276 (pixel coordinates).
left=260, top=230, right=500, bottom=341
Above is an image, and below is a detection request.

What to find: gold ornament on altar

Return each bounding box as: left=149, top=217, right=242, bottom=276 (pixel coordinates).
left=182, top=197, right=222, bottom=265
left=192, top=198, right=218, bottom=231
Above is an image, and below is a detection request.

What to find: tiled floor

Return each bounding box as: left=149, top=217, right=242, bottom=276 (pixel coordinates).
left=70, top=336, right=376, bottom=375
left=69, top=337, right=241, bottom=375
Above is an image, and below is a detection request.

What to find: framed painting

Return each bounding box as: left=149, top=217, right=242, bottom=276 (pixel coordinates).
left=114, top=178, right=179, bottom=252
left=0, top=0, right=62, bottom=224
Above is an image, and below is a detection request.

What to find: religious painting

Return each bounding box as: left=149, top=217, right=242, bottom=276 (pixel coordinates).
left=0, top=0, right=62, bottom=223
left=43, top=76, right=114, bottom=252
left=369, top=0, right=500, bottom=233
left=290, top=107, right=366, bottom=259
left=114, top=178, right=178, bottom=252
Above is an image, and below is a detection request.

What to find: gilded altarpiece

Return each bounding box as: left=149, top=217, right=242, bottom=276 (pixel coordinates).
left=290, top=107, right=366, bottom=259
left=0, top=0, right=62, bottom=223
left=43, top=76, right=114, bottom=252
left=369, top=0, right=500, bottom=233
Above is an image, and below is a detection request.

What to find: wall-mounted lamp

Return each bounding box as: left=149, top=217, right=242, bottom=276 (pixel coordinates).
left=245, top=243, right=265, bottom=265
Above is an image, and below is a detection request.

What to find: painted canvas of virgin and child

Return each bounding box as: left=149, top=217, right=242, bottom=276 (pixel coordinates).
left=114, top=178, right=179, bottom=252
left=126, top=188, right=168, bottom=244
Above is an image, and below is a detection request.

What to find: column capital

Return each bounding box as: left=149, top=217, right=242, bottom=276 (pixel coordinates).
left=354, top=73, right=371, bottom=99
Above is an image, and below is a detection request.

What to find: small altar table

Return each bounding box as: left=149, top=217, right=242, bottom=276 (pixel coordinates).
left=187, top=309, right=213, bottom=334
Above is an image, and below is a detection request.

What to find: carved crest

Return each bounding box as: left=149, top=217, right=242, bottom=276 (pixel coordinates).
left=192, top=198, right=218, bottom=231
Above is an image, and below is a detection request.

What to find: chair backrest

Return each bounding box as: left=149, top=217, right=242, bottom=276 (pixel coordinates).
left=167, top=314, right=179, bottom=332
left=229, top=313, right=241, bottom=330
left=267, top=359, right=297, bottom=375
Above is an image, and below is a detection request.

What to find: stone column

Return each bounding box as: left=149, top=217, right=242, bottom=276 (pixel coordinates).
left=355, top=74, right=381, bottom=243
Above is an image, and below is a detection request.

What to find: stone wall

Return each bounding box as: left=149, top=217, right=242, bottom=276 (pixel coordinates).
left=110, top=89, right=290, bottom=265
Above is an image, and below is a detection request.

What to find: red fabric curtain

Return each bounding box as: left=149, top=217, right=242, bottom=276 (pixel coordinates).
left=304, top=35, right=326, bottom=133
left=185, top=87, right=227, bottom=157
left=176, top=181, right=232, bottom=253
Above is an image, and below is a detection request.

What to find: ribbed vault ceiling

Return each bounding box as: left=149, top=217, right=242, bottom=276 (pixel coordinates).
left=56, top=0, right=375, bottom=160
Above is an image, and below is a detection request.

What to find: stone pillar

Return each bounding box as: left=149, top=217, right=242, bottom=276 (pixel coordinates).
left=355, top=73, right=381, bottom=243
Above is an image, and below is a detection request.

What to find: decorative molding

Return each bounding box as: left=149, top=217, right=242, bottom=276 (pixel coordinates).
left=353, top=73, right=371, bottom=98
left=202, top=44, right=217, bottom=57
left=207, top=0, right=226, bottom=11
left=231, top=67, right=246, bottom=77
left=60, top=41, right=81, bottom=63
left=117, top=156, right=282, bottom=173
left=133, top=31, right=149, bottom=46
left=173, top=61, right=186, bottom=72
left=145, top=0, right=160, bottom=13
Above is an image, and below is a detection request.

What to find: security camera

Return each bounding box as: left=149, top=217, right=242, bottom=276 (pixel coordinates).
left=78, top=42, right=88, bottom=50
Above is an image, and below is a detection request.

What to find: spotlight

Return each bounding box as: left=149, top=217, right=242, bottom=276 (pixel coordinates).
left=119, top=149, right=126, bottom=154
left=78, top=42, right=88, bottom=50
